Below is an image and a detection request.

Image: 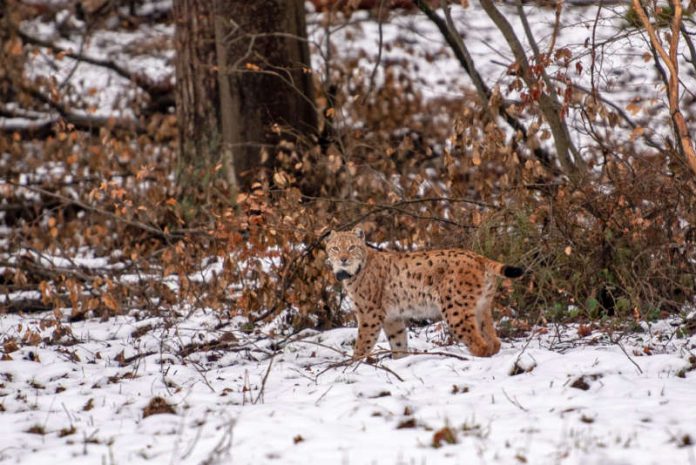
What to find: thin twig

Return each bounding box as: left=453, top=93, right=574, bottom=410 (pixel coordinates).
left=501, top=387, right=528, bottom=411
left=363, top=358, right=404, bottom=382
left=287, top=338, right=350, bottom=356
left=253, top=355, right=275, bottom=404
left=314, top=355, right=405, bottom=382
left=200, top=418, right=235, bottom=465
left=314, top=385, right=334, bottom=406
left=611, top=334, right=643, bottom=374
left=407, top=349, right=470, bottom=362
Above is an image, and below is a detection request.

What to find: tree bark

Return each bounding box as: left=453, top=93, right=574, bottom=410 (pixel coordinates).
left=173, top=0, right=223, bottom=199
left=223, top=0, right=317, bottom=187
left=214, top=7, right=240, bottom=199
left=173, top=0, right=317, bottom=198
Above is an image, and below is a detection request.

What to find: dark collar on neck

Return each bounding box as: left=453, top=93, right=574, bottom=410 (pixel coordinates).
left=335, top=264, right=362, bottom=282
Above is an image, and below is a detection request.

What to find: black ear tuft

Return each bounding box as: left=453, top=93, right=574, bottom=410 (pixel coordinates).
left=502, top=266, right=525, bottom=278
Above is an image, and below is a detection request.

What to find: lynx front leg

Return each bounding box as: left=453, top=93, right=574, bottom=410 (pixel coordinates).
left=353, top=312, right=383, bottom=360
left=383, top=318, right=408, bottom=359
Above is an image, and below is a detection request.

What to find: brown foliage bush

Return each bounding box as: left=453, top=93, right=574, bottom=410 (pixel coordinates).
left=1, top=2, right=695, bottom=358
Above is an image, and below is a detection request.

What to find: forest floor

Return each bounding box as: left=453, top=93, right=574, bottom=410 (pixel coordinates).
left=1, top=308, right=695, bottom=465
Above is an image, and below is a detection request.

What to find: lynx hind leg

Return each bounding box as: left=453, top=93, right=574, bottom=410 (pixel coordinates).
left=445, top=305, right=492, bottom=357
left=383, top=318, right=408, bottom=359
left=353, top=311, right=384, bottom=360
left=480, top=305, right=501, bottom=356
left=448, top=311, right=492, bottom=357
left=475, top=275, right=501, bottom=356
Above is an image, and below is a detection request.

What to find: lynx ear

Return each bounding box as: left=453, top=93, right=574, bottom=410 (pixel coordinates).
left=352, top=226, right=365, bottom=240
left=325, top=230, right=336, bottom=241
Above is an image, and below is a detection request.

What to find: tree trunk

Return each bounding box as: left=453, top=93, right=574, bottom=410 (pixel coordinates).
left=173, top=0, right=225, bottom=200
left=0, top=2, right=24, bottom=108
left=173, top=0, right=317, bottom=198
left=223, top=0, right=318, bottom=187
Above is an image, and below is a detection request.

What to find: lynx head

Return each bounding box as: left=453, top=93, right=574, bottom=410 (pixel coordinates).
left=325, top=227, right=367, bottom=281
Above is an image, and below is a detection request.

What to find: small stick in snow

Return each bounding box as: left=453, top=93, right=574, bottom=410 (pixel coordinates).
left=406, top=349, right=470, bottom=362
left=611, top=336, right=643, bottom=375
left=314, top=356, right=405, bottom=382
left=314, top=385, right=334, bottom=406
left=254, top=355, right=275, bottom=404
left=200, top=418, right=236, bottom=465
left=501, top=388, right=528, bottom=412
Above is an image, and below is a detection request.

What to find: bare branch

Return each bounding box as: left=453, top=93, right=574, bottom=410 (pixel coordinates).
left=680, top=21, right=696, bottom=76
left=589, top=1, right=603, bottom=104
left=631, top=0, right=696, bottom=176
left=363, top=0, right=387, bottom=102
left=412, top=0, right=559, bottom=174
left=566, top=80, right=664, bottom=151
left=6, top=181, right=186, bottom=242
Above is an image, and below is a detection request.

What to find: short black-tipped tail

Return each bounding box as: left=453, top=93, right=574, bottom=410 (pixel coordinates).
left=502, top=265, right=525, bottom=279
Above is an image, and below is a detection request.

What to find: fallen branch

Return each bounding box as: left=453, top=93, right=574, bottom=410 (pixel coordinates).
left=7, top=181, right=185, bottom=242
left=315, top=355, right=406, bottom=382
left=407, top=349, right=469, bottom=362
left=15, top=84, right=144, bottom=135
left=178, top=338, right=241, bottom=358
left=119, top=350, right=158, bottom=366
left=0, top=298, right=54, bottom=314
left=17, top=30, right=174, bottom=103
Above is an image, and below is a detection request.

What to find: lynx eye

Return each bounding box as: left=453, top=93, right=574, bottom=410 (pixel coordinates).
left=328, top=247, right=339, bottom=253
left=348, top=245, right=358, bottom=252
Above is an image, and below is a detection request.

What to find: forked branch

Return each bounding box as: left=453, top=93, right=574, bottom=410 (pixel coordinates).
left=479, top=0, right=585, bottom=179
left=412, top=0, right=559, bottom=174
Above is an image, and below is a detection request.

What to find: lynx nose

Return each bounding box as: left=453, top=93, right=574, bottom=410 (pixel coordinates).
left=340, top=256, right=349, bottom=265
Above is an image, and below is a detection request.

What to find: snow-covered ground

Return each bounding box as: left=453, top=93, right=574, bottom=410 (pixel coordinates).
left=1, top=309, right=694, bottom=465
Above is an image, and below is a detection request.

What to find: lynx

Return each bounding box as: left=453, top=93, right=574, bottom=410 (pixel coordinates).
left=325, top=227, right=523, bottom=359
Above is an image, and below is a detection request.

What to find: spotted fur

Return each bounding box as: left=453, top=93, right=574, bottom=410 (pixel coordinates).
left=325, top=227, right=523, bottom=359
